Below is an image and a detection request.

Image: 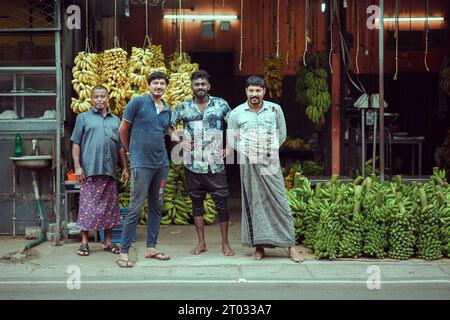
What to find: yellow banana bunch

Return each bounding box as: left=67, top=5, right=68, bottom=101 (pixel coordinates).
left=71, top=51, right=100, bottom=113
left=163, top=53, right=199, bottom=117
left=282, top=137, right=305, bottom=151
left=99, top=48, right=129, bottom=117
left=70, top=97, right=93, bottom=114
left=264, top=55, right=284, bottom=100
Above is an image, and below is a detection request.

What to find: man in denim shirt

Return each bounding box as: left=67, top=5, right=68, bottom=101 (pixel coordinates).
left=117, top=72, right=172, bottom=267
left=171, top=70, right=234, bottom=256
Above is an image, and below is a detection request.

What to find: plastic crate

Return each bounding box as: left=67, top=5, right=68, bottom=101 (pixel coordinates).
left=99, top=208, right=135, bottom=243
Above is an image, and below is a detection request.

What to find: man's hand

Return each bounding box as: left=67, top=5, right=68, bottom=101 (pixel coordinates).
left=181, top=138, right=192, bottom=152
left=121, top=168, right=129, bottom=185
left=74, top=166, right=85, bottom=183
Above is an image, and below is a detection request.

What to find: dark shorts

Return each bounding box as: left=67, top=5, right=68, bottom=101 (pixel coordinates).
left=184, top=168, right=229, bottom=200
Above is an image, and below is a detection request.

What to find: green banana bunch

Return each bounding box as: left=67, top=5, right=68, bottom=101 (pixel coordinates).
left=387, top=191, right=416, bottom=260
left=436, top=190, right=450, bottom=257
left=314, top=194, right=345, bottom=260
left=338, top=186, right=364, bottom=258
left=363, top=191, right=390, bottom=258
left=415, top=186, right=443, bottom=260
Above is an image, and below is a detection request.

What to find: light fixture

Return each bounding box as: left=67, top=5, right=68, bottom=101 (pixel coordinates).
left=163, top=14, right=238, bottom=21
left=376, top=17, right=445, bottom=22
left=321, top=1, right=326, bottom=13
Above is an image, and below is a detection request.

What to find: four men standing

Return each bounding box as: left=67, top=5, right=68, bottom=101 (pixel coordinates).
left=71, top=71, right=302, bottom=264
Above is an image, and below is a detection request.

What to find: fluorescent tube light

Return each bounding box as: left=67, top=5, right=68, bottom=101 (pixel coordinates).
left=163, top=14, right=238, bottom=21
left=377, top=17, right=445, bottom=22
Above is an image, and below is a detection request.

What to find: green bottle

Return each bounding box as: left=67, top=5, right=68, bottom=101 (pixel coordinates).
left=15, top=133, right=23, bottom=156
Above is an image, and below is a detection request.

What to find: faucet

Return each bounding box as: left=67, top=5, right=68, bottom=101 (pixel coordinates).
left=32, top=139, right=38, bottom=155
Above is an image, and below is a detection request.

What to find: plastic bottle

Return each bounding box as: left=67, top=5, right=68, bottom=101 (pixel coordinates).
left=15, top=133, right=23, bottom=156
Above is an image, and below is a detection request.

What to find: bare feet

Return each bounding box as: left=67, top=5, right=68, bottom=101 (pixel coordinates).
left=286, top=247, right=304, bottom=263
left=251, top=247, right=265, bottom=260
left=191, top=243, right=208, bottom=255
left=222, top=243, right=235, bottom=256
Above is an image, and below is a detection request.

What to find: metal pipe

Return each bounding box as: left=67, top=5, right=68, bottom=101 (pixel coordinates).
left=22, top=171, right=46, bottom=253
left=379, top=0, right=385, bottom=183
left=361, top=109, right=365, bottom=178
left=54, top=0, right=62, bottom=245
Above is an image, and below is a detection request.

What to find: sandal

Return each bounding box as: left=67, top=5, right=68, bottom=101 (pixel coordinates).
left=145, top=251, right=170, bottom=260
left=103, top=243, right=120, bottom=254
left=77, top=243, right=90, bottom=256
left=116, top=258, right=134, bottom=268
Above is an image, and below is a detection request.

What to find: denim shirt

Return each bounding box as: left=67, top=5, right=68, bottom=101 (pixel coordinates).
left=70, top=108, right=122, bottom=179
left=123, top=95, right=171, bottom=169
left=171, top=96, right=231, bottom=174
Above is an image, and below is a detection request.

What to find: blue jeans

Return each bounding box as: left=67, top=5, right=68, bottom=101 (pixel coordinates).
left=120, top=166, right=168, bottom=254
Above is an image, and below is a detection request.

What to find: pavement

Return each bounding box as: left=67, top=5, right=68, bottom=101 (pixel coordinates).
left=1, top=199, right=450, bottom=300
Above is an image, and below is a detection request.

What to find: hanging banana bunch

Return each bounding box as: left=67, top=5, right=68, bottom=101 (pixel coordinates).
left=263, top=55, right=284, bottom=100
left=71, top=51, right=100, bottom=113
left=99, top=48, right=129, bottom=117
left=303, top=69, right=331, bottom=124
left=163, top=53, right=199, bottom=130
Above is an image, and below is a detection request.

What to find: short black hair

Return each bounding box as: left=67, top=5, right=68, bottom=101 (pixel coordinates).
left=245, top=76, right=265, bottom=89
left=91, top=85, right=108, bottom=94
left=191, top=70, right=211, bottom=83
left=147, top=71, right=169, bottom=85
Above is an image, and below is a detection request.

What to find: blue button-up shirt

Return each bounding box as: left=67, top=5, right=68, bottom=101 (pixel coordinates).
left=70, top=108, right=122, bottom=179
left=171, top=96, right=231, bottom=174
left=123, top=95, right=171, bottom=169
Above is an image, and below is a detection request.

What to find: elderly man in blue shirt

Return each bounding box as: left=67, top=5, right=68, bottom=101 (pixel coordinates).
left=71, top=85, right=129, bottom=257
left=117, top=72, right=172, bottom=268
left=171, top=70, right=234, bottom=257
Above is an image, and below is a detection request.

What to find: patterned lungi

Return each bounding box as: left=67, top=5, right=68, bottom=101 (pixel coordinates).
left=76, top=175, right=120, bottom=231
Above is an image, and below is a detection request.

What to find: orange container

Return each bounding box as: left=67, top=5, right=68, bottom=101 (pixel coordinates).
left=66, top=170, right=77, bottom=181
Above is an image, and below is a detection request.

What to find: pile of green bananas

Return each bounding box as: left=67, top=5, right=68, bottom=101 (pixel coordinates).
left=436, top=190, right=450, bottom=257
left=263, top=55, right=284, bottom=100
left=363, top=190, right=390, bottom=259
left=440, top=66, right=450, bottom=97
left=387, top=191, right=416, bottom=260
left=415, top=186, right=442, bottom=260
left=313, top=194, right=345, bottom=260
left=286, top=173, right=313, bottom=241
left=338, top=186, right=364, bottom=258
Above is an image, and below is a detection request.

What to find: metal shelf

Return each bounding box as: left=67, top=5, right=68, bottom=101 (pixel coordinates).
left=0, top=92, right=57, bottom=97
left=0, top=67, right=56, bottom=73
left=0, top=119, right=57, bottom=132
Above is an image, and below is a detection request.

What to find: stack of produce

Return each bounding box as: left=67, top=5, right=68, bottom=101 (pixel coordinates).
left=98, top=48, right=129, bottom=116
left=387, top=190, right=416, bottom=260
left=286, top=173, right=314, bottom=241
left=415, top=186, right=442, bottom=260
left=338, top=186, right=364, bottom=258
left=70, top=51, right=100, bottom=113
left=362, top=190, right=390, bottom=259
left=263, top=55, right=284, bottom=100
